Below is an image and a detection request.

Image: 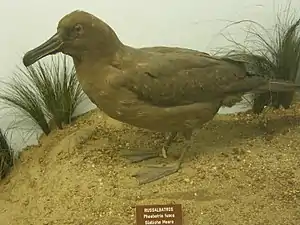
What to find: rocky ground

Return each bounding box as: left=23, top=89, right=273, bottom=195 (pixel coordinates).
left=0, top=105, right=299, bottom=225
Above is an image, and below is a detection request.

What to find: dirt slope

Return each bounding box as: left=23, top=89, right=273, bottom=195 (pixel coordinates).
left=0, top=106, right=299, bottom=225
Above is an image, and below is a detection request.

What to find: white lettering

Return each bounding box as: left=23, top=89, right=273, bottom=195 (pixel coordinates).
left=145, top=220, right=162, bottom=225
left=144, top=207, right=174, bottom=213
left=144, top=214, right=164, bottom=219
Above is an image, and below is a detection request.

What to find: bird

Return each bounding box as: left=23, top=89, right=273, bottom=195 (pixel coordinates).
left=22, top=10, right=300, bottom=185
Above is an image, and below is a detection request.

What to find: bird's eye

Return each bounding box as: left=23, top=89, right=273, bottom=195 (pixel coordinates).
left=74, top=24, right=83, bottom=33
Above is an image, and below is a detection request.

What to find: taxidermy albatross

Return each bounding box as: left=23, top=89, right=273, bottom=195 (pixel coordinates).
left=23, top=10, right=300, bottom=184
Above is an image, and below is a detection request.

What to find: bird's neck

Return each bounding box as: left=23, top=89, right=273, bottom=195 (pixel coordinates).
left=73, top=41, right=125, bottom=68
left=73, top=45, right=131, bottom=73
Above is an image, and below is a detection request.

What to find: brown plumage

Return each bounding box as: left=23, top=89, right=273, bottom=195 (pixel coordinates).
left=22, top=10, right=300, bottom=185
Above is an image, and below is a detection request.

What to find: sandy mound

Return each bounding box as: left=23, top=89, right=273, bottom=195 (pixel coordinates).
left=0, top=105, right=299, bottom=225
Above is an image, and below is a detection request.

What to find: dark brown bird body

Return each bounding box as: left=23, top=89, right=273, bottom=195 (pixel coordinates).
left=74, top=44, right=265, bottom=133
left=22, top=10, right=300, bottom=184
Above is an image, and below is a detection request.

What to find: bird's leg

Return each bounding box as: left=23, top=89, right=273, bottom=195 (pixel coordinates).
left=133, top=131, right=192, bottom=185
left=161, top=132, right=177, bottom=158
left=120, top=132, right=177, bottom=163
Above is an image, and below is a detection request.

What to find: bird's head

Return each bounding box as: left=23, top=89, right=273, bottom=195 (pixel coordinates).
left=23, top=10, right=121, bottom=67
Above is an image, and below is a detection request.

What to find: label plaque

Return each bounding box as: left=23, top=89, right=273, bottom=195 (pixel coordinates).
left=136, top=204, right=183, bottom=225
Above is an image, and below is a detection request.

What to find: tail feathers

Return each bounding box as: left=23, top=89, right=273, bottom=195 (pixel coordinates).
left=254, top=80, right=300, bottom=93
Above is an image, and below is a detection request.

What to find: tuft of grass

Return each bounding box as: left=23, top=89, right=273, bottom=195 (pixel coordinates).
left=219, top=3, right=300, bottom=114
left=0, top=54, right=85, bottom=135
left=0, top=129, right=13, bottom=180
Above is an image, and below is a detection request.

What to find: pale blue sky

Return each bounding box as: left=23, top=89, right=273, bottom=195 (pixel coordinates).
left=0, top=0, right=299, bottom=150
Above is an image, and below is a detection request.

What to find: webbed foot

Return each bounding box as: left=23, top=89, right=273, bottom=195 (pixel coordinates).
left=132, top=162, right=181, bottom=185
left=120, top=150, right=159, bottom=163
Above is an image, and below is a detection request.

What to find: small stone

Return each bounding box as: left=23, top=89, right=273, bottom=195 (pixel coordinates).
left=183, top=178, right=190, bottom=183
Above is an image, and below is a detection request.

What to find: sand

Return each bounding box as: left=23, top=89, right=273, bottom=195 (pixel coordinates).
left=0, top=105, right=299, bottom=225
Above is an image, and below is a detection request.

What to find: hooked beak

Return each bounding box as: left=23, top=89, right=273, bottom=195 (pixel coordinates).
left=23, top=32, right=63, bottom=67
